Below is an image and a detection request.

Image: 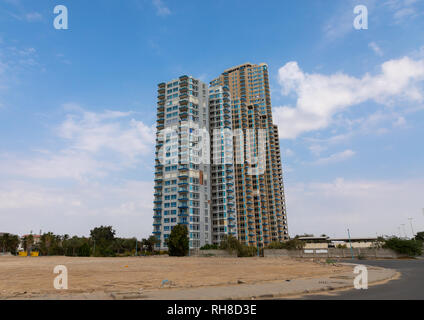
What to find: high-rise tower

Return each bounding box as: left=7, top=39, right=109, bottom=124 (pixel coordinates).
left=153, top=63, right=289, bottom=251
left=208, top=85, right=237, bottom=243
left=210, top=63, right=289, bottom=247
left=153, top=76, right=211, bottom=250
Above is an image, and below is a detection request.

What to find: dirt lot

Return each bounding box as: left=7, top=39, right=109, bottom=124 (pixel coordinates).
left=0, top=255, right=351, bottom=299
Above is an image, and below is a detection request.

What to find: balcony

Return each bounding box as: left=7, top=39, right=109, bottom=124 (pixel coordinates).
left=178, top=202, right=189, bottom=209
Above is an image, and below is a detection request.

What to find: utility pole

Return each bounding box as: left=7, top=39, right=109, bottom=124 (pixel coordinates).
left=401, top=224, right=407, bottom=239
left=347, top=228, right=354, bottom=260
left=408, top=218, right=415, bottom=240
left=135, top=238, right=138, bottom=256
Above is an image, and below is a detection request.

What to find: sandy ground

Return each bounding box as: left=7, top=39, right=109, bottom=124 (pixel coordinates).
left=0, top=256, right=351, bottom=299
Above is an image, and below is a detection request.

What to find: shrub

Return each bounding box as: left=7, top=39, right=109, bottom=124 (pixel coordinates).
left=219, top=235, right=262, bottom=257
left=267, top=241, right=286, bottom=249
left=383, top=237, right=422, bottom=257
left=238, top=245, right=258, bottom=257
left=219, top=235, right=242, bottom=253
left=200, top=244, right=219, bottom=250
left=266, top=239, right=305, bottom=250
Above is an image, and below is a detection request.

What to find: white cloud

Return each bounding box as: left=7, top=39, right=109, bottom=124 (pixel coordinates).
left=308, top=144, right=328, bottom=156
left=274, top=56, right=424, bottom=139
left=152, top=0, right=171, bottom=17
left=58, top=108, right=155, bottom=165
left=385, top=0, right=420, bottom=23
left=0, top=180, right=154, bottom=238
left=0, top=107, right=156, bottom=181
left=286, top=178, right=424, bottom=238
left=0, top=107, right=157, bottom=238
left=312, top=150, right=355, bottom=165
left=393, top=116, right=407, bottom=127
left=369, top=42, right=383, bottom=56
left=0, top=151, right=111, bottom=181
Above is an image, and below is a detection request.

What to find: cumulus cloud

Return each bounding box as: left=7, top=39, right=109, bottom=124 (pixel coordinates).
left=286, top=178, right=424, bottom=238
left=273, top=56, right=424, bottom=139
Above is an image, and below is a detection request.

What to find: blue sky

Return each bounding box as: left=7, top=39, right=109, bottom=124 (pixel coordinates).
left=0, top=0, right=423, bottom=239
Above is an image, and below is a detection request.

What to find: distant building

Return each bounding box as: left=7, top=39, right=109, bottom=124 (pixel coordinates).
left=296, top=236, right=380, bottom=249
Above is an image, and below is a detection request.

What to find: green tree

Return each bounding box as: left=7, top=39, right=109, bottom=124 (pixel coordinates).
left=414, top=232, right=424, bottom=242
left=77, top=242, right=91, bottom=257
left=167, top=225, right=189, bottom=256
left=142, top=235, right=160, bottom=254
left=22, top=234, right=34, bottom=253
left=90, top=226, right=116, bottom=257
left=0, top=233, right=20, bottom=254
left=39, top=232, right=58, bottom=256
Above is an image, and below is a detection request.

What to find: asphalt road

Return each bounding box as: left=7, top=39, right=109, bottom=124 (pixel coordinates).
left=300, top=259, right=424, bottom=300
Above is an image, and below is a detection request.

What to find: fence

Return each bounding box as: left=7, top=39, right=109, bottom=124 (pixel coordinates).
left=264, top=248, right=405, bottom=259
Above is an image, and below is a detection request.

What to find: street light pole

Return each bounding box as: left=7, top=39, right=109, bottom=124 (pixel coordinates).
left=347, top=228, right=354, bottom=260
left=401, top=224, right=407, bottom=239
left=408, top=218, right=415, bottom=240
